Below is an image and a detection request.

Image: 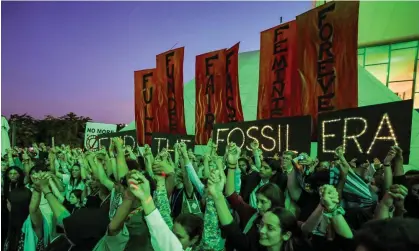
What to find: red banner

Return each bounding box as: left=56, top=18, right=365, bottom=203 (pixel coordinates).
left=156, top=47, right=187, bottom=134
left=297, top=1, right=359, bottom=128
left=195, top=49, right=227, bottom=144
left=257, top=21, right=300, bottom=120
left=225, top=43, right=244, bottom=123
left=134, top=69, right=158, bottom=145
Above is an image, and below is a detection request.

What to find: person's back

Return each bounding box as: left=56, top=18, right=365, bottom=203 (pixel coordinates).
left=124, top=211, right=153, bottom=251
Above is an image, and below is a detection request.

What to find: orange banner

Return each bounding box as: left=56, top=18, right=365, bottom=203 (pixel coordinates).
left=225, top=43, right=244, bottom=123
left=156, top=47, right=187, bottom=134
left=297, top=1, right=359, bottom=129
left=134, top=69, right=158, bottom=145
left=195, top=49, right=227, bottom=144
left=257, top=21, right=300, bottom=120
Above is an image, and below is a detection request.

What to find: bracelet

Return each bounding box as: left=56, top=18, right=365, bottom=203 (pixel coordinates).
left=44, top=192, right=53, bottom=197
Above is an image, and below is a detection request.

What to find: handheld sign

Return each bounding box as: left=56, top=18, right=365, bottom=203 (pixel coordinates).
left=317, top=100, right=413, bottom=163
left=151, top=133, right=195, bottom=157
left=213, top=116, right=312, bottom=157
left=97, top=130, right=138, bottom=149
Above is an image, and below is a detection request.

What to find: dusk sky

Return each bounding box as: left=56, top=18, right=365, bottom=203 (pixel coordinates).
left=2, top=1, right=311, bottom=124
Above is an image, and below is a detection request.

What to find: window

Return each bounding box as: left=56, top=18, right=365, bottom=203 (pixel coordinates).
left=358, top=55, right=365, bottom=67
left=365, top=45, right=389, bottom=65
left=388, top=81, right=413, bottom=100
left=389, top=48, right=416, bottom=82
left=391, top=41, right=418, bottom=50
left=365, top=64, right=388, bottom=84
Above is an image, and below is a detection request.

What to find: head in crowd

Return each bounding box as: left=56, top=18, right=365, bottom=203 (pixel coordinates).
left=173, top=213, right=204, bottom=250
left=238, top=157, right=251, bottom=174
left=259, top=159, right=280, bottom=181
left=71, top=164, right=82, bottom=179
left=282, top=151, right=297, bottom=170
left=256, top=183, right=285, bottom=215
left=3, top=166, right=25, bottom=199
left=258, top=207, right=302, bottom=251
left=57, top=151, right=65, bottom=161
left=28, top=164, right=48, bottom=185
left=69, top=189, right=83, bottom=205
left=351, top=156, right=371, bottom=181
left=7, top=187, right=32, bottom=250
left=354, top=218, right=419, bottom=251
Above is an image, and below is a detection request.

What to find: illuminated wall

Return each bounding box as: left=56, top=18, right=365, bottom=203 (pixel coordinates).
left=358, top=40, right=419, bottom=108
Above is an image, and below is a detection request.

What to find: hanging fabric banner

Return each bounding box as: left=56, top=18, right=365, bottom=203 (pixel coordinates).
left=156, top=47, right=187, bottom=134
left=134, top=69, right=158, bottom=145
left=257, top=20, right=300, bottom=120
left=225, top=42, right=244, bottom=123
left=195, top=49, right=227, bottom=144
left=297, top=1, right=359, bottom=133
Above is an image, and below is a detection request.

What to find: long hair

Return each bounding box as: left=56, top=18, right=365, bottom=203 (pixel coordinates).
left=3, top=166, right=25, bottom=200
left=7, top=187, right=32, bottom=251
left=70, top=164, right=82, bottom=188
left=256, top=183, right=285, bottom=208
left=267, top=207, right=307, bottom=251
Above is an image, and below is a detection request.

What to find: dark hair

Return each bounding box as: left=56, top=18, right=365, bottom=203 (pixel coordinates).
left=354, top=218, right=419, bottom=251
left=70, top=164, right=82, bottom=187
left=70, top=189, right=83, bottom=201
left=7, top=187, right=32, bottom=250
left=3, top=166, right=25, bottom=200
left=174, top=213, right=204, bottom=243
left=238, top=157, right=250, bottom=170
left=264, top=159, right=281, bottom=173
left=256, top=183, right=285, bottom=208
left=126, top=159, right=141, bottom=171
left=267, top=207, right=305, bottom=251
left=28, top=164, right=48, bottom=185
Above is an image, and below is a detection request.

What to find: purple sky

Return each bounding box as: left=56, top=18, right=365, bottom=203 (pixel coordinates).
left=2, top=1, right=311, bottom=124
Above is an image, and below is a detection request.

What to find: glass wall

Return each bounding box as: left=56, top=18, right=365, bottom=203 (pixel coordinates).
left=358, top=40, right=419, bottom=108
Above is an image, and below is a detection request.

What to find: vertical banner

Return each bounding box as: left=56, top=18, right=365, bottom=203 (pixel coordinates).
left=195, top=49, right=227, bottom=144
left=225, top=43, right=244, bottom=123
left=134, top=69, right=158, bottom=145
left=257, top=21, right=300, bottom=120
left=297, top=1, right=359, bottom=131
left=156, top=47, right=187, bottom=134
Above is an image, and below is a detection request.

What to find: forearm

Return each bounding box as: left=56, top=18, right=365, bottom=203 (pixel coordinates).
left=383, top=165, right=393, bottom=191
left=154, top=182, right=174, bottom=229
left=181, top=164, right=194, bottom=197
left=225, top=168, right=236, bottom=197
left=213, top=193, right=234, bottom=226
left=42, top=186, right=70, bottom=225
left=253, top=152, right=261, bottom=169
left=116, top=147, right=129, bottom=179
left=185, top=161, right=205, bottom=196
left=108, top=199, right=133, bottom=236
left=301, top=204, right=323, bottom=234
left=331, top=214, right=353, bottom=239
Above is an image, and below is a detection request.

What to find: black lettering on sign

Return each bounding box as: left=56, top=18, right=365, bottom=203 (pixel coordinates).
left=143, top=72, right=154, bottom=137
left=317, top=3, right=336, bottom=112
left=166, top=52, right=177, bottom=132
left=226, top=50, right=237, bottom=122
left=271, top=24, right=289, bottom=118
left=204, top=55, right=218, bottom=130
left=213, top=116, right=311, bottom=157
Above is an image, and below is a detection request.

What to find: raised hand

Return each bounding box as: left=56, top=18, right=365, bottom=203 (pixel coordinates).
left=226, top=143, right=240, bottom=167
left=383, top=147, right=397, bottom=166
left=179, top=142, right=188, bottom=156
left=335, top=146, right=344, bottom=159
left=207, top=168, right=225, bottom=199
left=112, top=137, right=124, bottom=150
left=319, top=184, right=339, bottom=211
left=128, top=172, right=151, bottom=202
left=250, top=140, right=259, bottom=151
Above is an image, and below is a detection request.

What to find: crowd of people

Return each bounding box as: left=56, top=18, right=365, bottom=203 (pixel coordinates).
left=1, top=138, right=419, bottom=251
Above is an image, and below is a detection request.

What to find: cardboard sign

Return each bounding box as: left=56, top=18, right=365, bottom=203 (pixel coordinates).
left=213, top=116, right=312, bottom=157
left=84, top=122, right=117, bottom=151
left=317, top=100, right=413, bottom=163
left=97, top=130, right=138, bottom=150
left=151, top=133, right=195, bottom=157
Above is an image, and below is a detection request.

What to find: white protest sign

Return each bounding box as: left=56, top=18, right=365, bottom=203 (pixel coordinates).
left=84, top=122, right=117, bottom=151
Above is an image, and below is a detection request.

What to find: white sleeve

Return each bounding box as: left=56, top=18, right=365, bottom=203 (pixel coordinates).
left=144, top=209, right=184, bottom=251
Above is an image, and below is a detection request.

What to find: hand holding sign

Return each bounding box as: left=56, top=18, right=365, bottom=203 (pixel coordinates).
left=250, top=140, right=259, bottom=152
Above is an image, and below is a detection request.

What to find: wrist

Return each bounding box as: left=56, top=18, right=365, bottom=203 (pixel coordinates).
left=41, top=186, right=51, bottom=193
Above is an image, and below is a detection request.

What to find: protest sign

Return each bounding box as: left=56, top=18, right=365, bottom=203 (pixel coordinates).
left=97, top=130, right=137, bottom=150
left=317, top=100, right=413, bottom=163
left=84, top=122, right=117, bottom=151
left=213, top=116, right=312, bottom=157
left=151, top=133, right=195, bottom=157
